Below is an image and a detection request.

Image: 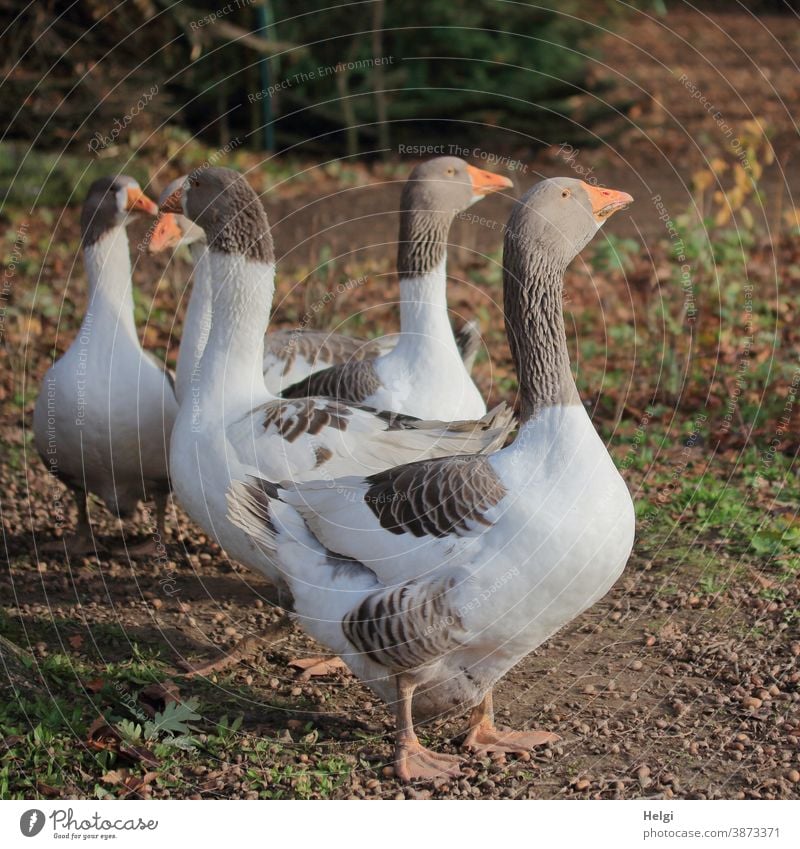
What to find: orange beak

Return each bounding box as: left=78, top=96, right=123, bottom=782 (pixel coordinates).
left=125, top=186, right=158, bottom=216
left=160, top=187, right=184, bottom=215
left=582, top=183, right=634, bottom=221
left=467, top=164, right=514, bottom=196
left=148, top=213, right=184, bottom=253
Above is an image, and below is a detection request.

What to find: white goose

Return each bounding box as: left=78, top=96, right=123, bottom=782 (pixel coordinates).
left=155, top=167, right=512, bottom=611
left=281, top=157, right=512, bottom=419
left=228, top=177, right=636, bottom=781
left=149, top=180, right=482, bottom=396
left=33, top=176, right=176, bottom=556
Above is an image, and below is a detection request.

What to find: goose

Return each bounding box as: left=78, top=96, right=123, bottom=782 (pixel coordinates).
left=281, top=157, right=512, bottom=419
left=149, top=184, right=482, bottom=396
left=153, top=167, right=513, bottom=672
left=227, top=177, right=636, bottom=781
left=33, top=176, right=177, bottom=556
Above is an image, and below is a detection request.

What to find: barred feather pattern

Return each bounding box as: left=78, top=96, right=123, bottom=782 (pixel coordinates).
left=396, top=204, right=451, bottom=278
left=343, top=574, right=467, bottom=671
left=266, top=330, right=386, bottom=377
left=269, top=319, right=480, bottom=381
left=364, top=454, right=507, bottom=538
left=280, top=358, right=382, bottom=403
left=503, top=198, right=580, bottom=422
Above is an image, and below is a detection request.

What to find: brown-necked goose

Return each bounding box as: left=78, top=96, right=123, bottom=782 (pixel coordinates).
left=33, top=176, right=176, bottom=556
left=227, top=177, right=635, bottom=781
left=280, top=157, right=512, bottom=418
left=153, top=168, right=513, bottom=668
left=149, top=196, right=482, bottom=398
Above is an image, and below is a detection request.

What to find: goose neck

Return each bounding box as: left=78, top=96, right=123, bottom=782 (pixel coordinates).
left=175, top=246, right=211, bottom=406
left=391, top=259, right=459, bottom=359
left=82, top=225, right=137, bottom=339
left=504, top=246, right=578, bottom=423
left=396, top=207, right=451, bottom=279
left=196, top=249, right=275, bottom=413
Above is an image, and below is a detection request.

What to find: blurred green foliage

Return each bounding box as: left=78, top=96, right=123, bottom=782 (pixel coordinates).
left=0, top=0, right=647, bottom=159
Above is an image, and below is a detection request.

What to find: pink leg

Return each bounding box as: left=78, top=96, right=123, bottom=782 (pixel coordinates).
left=393, top=674, right=462, bottom=782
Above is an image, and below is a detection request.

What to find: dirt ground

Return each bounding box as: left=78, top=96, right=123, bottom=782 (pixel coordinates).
left=2, top=443, right=798, bottom=800
left=1, top=4, right=799, bottom=799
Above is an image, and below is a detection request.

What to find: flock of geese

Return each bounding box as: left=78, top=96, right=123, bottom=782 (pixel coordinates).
left=33, top=157, right=636, bottom=782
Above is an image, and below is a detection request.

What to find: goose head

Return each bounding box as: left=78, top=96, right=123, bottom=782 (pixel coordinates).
left=160, top=167, right=274, bottom=264
left=508, top=177, right=633, bottom=269
left=80, top=175, right=158, bottom=245
left=403, top=156, right=513, bottom=214
left=148, top=178, right=206, bottom=254
left=502, top=177, right=632, bottom=420
left=398, top=157, right=512, bottom=277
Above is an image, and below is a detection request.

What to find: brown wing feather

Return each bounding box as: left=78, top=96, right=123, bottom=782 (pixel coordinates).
left=266, top=330, right=384, bottom=377
left=343, top=574, right=467, bottom=671
left=261, top=398, right=353, bottom=442
left=281, top=359, right=382, bottom=403
left=364, top=454, right=507, bottom=538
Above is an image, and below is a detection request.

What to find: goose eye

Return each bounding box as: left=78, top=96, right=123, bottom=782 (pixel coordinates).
left=446, top=167, right=455, bottom=176
left=561, top=189, right=570, bottom=198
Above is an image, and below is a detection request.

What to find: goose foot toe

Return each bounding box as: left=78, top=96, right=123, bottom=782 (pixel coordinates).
left=463, top=724, right=560, bottom=756
left=394, top=740, right=462, bottom=783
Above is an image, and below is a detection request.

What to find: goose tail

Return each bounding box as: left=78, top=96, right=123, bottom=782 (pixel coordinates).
left=438, top=402, right=517, bottom=453
left=455, top=318, right=481, bottom=374
left=226, top=476, right=281, bottom=555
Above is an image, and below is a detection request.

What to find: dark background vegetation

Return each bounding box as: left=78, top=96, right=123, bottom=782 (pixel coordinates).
left=2, top=0, right=656, bottom=156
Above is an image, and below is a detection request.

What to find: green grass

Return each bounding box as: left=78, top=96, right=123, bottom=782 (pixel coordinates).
left=0, top=642, right=354, bottom=800
left=0, top=134, right=377, bottom=211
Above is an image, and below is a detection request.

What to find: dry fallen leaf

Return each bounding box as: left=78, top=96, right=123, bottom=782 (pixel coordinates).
left=101, top=769, right=127, bottom=786
left=36, top=781, right=61, bottom=797
left=102, top=768, right=158, bottom=798
left=86, top=717, right=159, bottom=767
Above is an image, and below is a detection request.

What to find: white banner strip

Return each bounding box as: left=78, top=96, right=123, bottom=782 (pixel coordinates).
left=1, top=799, right=798, bottom=847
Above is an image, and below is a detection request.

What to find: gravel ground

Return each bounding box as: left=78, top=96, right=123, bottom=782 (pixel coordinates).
left=2, top=439, right=798, bottom=799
